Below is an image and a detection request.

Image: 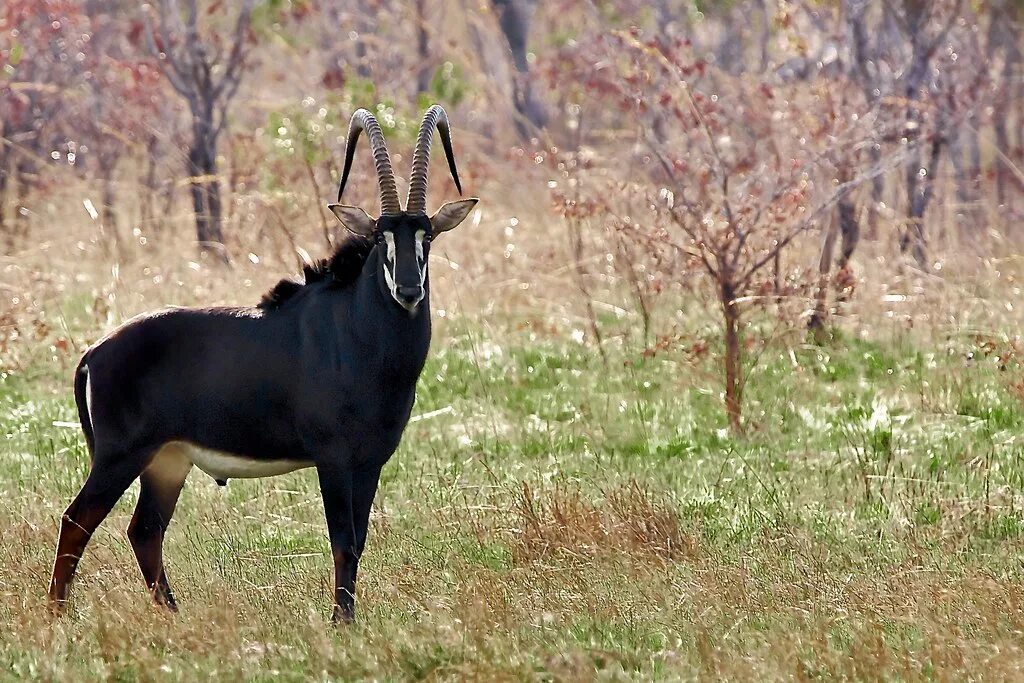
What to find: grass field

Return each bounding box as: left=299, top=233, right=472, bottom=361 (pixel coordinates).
left=6, top=0, right=1024, bottom=676
left=3, top=242, right=1024, bottom=680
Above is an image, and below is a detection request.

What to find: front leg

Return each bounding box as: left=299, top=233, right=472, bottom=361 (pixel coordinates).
left=316, top=462, right=358, bottom=624
left=353, top=465, right=383, bottom=558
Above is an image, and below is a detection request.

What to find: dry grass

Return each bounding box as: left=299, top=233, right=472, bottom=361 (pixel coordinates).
left=4, top=482, right=1024, bottom=680
left=513, top=481, right=695, bottom=562
left=3, top=166, right=1024, bottom=679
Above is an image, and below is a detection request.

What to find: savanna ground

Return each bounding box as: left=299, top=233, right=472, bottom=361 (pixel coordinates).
left=1, top=185, right=1024, bottom=682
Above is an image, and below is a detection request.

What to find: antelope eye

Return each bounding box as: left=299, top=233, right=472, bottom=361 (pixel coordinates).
left=374, top=233, right=385, bottom=244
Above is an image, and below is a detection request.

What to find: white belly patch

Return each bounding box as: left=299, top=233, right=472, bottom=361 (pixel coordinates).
left=156, top=441, right=313, bottom=480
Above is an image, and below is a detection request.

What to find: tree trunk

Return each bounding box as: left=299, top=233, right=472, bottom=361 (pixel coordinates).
left=989, top=3, right=1020, bottom=207
left=994, top=104, right=1012, bottom=206
left=492, top=0, right=548, bottom=138
left=141, top=140, right=158, bottom=233
left=756, top=0, right=771, bottom=72
left=896, top=0, right=944, bottom=269
left=101, top=170, right=116, bottom=232
left=161, top=177, right=176, bottom=231
left=12, top=156, right=34, bottom=243
left=720, top=280, right=743, bottom=433
left=303, top=158, right=333, bottom=250
left=414, top=0, right=433, bottom=94
left=714, top=6, right=746, bottom=74
left=809, top=219, right=839, bottom=342
left=836, top=197, right=860, bottom=275
left=901, top=134, right=943, bottom=270
left=188, top=140, right=227, bottom=261
left=98, top=161, right=122, bottom=257
left=812, top=160, right=860, bottom=338
left=865, top=148, right=884, bottom=240
left=950, top=126, right=981, bottom=243
left=0, top=153, right=9, bottom=242
left=846, top=0, right=884, bottom=240
left=353, top=2, right=373, bottom=79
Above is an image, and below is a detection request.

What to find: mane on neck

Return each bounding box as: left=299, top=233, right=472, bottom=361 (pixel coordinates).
left=257, top=234, right=374, bottom=311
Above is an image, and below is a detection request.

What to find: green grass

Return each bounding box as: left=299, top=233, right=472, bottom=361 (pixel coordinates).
left=3, top=319, right=1024, bottom=680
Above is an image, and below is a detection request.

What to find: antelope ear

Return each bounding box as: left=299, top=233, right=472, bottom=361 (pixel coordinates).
left=328, top=204, right=375, bottom=237
left=430, top=198, right=479, bottom=234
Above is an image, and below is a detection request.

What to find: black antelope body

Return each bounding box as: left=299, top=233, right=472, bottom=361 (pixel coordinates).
left=48, top=105, right=479, bottom=623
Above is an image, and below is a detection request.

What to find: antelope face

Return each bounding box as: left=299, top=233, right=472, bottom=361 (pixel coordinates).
left=375, top=214, right=431, bottom=312
left=329, top=200, right=479, bottom=314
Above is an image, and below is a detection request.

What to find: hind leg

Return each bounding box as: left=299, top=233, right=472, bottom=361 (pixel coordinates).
left=128, top=446, right=191, bottom=610
left=49, top=446, right=156, bottom=606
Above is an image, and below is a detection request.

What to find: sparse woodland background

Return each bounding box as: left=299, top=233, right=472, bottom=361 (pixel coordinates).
left=3, top=0, right=1024, bottom=427
left=5, top=1, right=1024, bottom=679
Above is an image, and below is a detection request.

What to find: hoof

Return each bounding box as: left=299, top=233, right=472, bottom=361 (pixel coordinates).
left=151, top=586, right=180, bottom=613
left=331, top=605, right=355, bottom=625
left=155, top=596, right=179, bottom=613
left=47, top=595, right=69, bottom=616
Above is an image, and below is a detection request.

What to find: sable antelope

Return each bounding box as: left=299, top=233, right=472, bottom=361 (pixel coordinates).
left=48, top=105, right=479, bottom=623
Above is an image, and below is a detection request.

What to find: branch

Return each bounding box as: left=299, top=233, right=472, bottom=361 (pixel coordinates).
left=796, top=0, right=828, bottom=34
left=674, top=212, right=721, bottom=277
left=143, top=4, right=192, bottom=98
left=631, top=145, right=720, bottom=278
left=214, top=0, right=255, bottom=100
left=925, top=0, right=964, bottom=57
left=737, top=142, right=917, bottom=286
left=163, top=0, right=198, bottom=84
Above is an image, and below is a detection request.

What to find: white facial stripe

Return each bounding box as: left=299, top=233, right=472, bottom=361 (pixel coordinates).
left=382, top=232, right=400, bottom=298
left=384, top=232, right=396, bottom=265
left=415, top=230, right=427, bottom=286
left=382, top=255, right=399, bottom=296
left=381, top=229, right=427, bottom=309
left=414, top=230, right=425, bottom=260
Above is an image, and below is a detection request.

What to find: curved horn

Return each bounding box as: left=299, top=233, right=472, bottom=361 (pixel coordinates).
left=405, top=104, right=464, bottom=215
left=337, top=108, right=402, bottom=215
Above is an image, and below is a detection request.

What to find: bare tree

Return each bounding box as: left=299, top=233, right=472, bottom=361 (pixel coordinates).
left=491, top=0, right=548, bottom=138
left=0, top=1, right=94, bottom=242
left=895, top=1, right=957, bottom=268
left=988, top=0, right=1023, bottom=207
left=840, top=0, right=970, bottom=268
left=414, top=0, right=434, bottom=95
left=552, top=29, right=901, bottom=431
left=809, top=162, right=862, bottom=340
left=844, top=0, right=887, bottom=238
left=145, top=0, right=255, bottom=261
